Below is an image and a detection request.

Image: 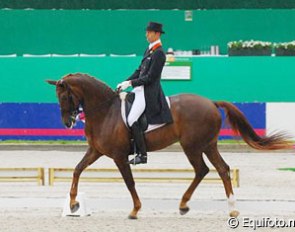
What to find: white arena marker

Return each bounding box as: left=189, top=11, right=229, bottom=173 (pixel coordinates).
left=62, top=192, right=91, bottom=217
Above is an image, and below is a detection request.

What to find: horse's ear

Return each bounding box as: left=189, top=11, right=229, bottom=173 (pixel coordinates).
left=46, top=80, right=57, bottom=86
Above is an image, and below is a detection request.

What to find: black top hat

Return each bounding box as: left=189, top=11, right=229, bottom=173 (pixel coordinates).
left=146, top=22, right=165, bottom=34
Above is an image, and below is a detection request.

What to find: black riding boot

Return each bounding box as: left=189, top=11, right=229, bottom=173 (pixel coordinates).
left=128, top=122, right=147, bottom=165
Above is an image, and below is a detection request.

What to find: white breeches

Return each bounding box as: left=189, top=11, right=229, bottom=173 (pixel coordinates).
left=127, top=86, right=146, bottom=127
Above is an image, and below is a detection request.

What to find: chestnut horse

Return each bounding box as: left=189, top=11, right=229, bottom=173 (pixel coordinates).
left=47, top=73, right=291, bottom=219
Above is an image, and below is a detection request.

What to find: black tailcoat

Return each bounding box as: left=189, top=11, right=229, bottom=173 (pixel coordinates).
left=127, top=46, right=173, bottom=124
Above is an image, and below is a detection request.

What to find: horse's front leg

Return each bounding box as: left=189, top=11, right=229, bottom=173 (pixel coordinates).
left=70, top=147, right=102, bottom=212
left=115, top=160, right=141, bottom=219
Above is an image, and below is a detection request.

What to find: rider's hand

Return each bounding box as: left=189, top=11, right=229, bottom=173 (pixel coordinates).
left=117, top=81, right=131, bottom=91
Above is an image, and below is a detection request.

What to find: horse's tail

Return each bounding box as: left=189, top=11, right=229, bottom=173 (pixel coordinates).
left=214, top=101, right=293, bottom=150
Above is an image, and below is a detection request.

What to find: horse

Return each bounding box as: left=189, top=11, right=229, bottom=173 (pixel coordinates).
left=46, top=73, right=292, bottom=219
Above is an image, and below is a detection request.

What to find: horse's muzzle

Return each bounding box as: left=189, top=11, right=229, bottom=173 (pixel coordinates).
left=64, top=121, right=73, bottom=129
left=64, top=115, right=76, bottom=129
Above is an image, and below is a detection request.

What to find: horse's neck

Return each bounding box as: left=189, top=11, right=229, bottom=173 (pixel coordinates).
left=80, top=84, right=117, bottom=118
left=66, top=75, right=117, bottom=120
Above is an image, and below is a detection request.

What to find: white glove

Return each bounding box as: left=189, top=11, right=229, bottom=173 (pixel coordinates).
left=117, top=81, right=131, bottom=91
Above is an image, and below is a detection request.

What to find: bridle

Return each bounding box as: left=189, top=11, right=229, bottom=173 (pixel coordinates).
left=57, top=80, right=80, bottom=126
left=66, top=92, right=80, bottom=122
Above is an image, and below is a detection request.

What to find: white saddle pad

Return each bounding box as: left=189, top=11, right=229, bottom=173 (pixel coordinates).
left=119, top=92, right=171, bottom=133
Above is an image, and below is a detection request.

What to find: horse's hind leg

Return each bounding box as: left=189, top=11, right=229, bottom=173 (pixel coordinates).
left=204, top=143, right=239, bottom=218
left=70, top=147, right=102, bottom=213
left=179, top=149, right=209, bottom=215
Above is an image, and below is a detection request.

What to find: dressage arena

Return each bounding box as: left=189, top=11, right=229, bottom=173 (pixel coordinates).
left=2, top=1, right=295, bottom=231
left=0, top=146, right=295, bottom=232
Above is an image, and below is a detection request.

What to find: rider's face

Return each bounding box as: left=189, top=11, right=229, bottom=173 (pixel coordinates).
left=146, top=30, right=160, bottom=43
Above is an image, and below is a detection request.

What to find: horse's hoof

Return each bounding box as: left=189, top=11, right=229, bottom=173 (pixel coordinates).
left=229, top=210, right=240, bottom=218
left=70, top=202, right=80, bottom=213
left=128, top=214, right=138, bottom=220
left=179, top=207, right=190, bottom=215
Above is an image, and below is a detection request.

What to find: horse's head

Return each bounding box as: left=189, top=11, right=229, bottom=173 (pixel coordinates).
left=46, top=79, right=81, bottom=129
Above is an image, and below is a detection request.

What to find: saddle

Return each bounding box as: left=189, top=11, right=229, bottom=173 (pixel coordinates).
left=125, top=92, right=148, bottom=131
left=120, top=92, right=171, bottom=133
left=120, top=91, right=170, bottom=155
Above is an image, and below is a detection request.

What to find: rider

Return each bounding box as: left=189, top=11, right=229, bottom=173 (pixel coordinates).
left=117, top=22, right=173, bottom=165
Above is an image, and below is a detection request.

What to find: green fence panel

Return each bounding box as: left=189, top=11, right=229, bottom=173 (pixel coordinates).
left=0, top=57, right=295, bottom=103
